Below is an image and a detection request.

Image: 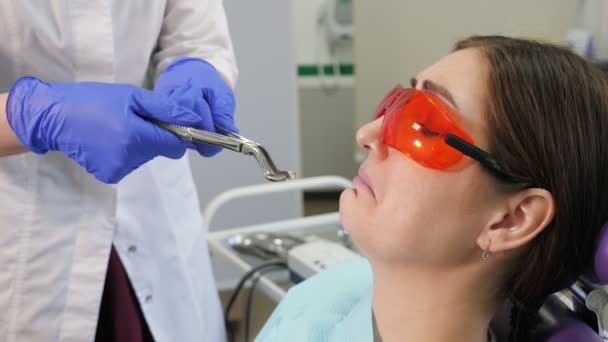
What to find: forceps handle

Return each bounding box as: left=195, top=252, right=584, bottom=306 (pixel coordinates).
left=155, top=121, right=245, bottom=152
left=154, top=120, right=296, bottom=182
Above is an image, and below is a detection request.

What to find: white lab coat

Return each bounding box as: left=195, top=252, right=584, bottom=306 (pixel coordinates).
left=0, top=1, right=237, bottom=341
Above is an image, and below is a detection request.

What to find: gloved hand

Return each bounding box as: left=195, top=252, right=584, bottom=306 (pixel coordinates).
left=154, top=57, right=237, bottom=157
left=6, top=76, right=203, bottom=184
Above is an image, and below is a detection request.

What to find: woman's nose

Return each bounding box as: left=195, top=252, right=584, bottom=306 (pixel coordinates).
left=356, top=118, right=388, bottom=159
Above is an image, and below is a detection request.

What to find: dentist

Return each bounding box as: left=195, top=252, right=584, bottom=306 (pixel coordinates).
left=0, top=1, right=237, bottom=341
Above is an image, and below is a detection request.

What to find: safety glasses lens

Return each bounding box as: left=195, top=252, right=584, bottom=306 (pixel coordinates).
left=378, top=89, right=473, bottom=169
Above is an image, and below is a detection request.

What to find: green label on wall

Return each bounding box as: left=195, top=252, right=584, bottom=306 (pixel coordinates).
left=297, top=64, right=355, bottom=77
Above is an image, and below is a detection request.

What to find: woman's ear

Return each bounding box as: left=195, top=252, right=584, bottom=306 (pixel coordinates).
left=476, top=188, right=555, bottom=254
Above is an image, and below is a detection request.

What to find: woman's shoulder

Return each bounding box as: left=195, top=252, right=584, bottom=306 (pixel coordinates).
left=255, top=257, right=373, bottom=342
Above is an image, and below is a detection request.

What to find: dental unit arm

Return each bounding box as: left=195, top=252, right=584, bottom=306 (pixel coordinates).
left=155, top=122, right=296, bottom=182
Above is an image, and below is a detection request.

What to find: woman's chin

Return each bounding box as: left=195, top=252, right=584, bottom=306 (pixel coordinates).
left=339, top=191, right=365, bottom=240
left=338, top=189, right=355, bottom=221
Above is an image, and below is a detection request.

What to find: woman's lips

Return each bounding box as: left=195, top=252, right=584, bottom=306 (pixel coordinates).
left=353, top=173, right=375, bottom=198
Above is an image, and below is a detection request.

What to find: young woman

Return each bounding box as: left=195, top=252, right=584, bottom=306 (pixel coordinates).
left=256, top=36, right=608, bottom=342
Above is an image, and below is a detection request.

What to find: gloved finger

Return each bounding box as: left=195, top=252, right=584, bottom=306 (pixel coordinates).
left=165, top=87, right=223, bottom=157
left=192, top=106, right=222, bottom=157
left=136, top=120, right=189, bottom=160
left=130, top=97, right=216, bottom=160
left=127, top=91, right=190, bottom=161
left=202, top=87, right=237, bottom=132
left=153, top=57, right=194, bottom=93
left=196, top=142, right=222, bottom=158
left=130, top=87, right=203, bottom=127
left=186, top=95, right=222, bottom=157
left=167, top=86, right=215, bottom=132
left=212, top=113, right=239, bottom=134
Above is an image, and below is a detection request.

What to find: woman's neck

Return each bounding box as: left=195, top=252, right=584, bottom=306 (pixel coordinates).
left=371, top=261, right=498, bottom=342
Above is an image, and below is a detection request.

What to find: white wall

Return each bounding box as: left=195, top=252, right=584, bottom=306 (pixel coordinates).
left=299, top=87, right=356, bottom=179
left=353, top=0, right=579, bottom=138
left=291, top=0, right=357, bottom=179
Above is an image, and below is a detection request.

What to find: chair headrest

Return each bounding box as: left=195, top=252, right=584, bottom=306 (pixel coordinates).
left=542, top=318, right=602, bottom=342
left=592, top=223, right=608, bottom=284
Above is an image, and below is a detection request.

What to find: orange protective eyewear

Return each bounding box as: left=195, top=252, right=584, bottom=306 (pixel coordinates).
left=372, top=85, right=515, bottom=181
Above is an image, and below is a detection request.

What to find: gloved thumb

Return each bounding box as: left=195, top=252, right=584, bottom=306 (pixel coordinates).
left=131, top=87, right=203, bottom=127
left=128, top=88, right=197, bottom=159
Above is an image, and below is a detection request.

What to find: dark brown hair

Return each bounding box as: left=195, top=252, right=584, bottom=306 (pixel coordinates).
left=454, top=36, right=608, bottom=341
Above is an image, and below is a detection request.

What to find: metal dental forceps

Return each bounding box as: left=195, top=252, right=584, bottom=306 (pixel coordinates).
left=156, top=122, right=296, bottom=182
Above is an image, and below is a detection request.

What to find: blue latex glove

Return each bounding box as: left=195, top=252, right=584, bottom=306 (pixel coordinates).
left=6, top=76, right=203, bottom=184
left=154, top=57, right=237, bottom=157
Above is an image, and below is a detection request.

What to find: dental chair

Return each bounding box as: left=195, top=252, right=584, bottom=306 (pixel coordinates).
left=490, top=224, right=608, bottom=341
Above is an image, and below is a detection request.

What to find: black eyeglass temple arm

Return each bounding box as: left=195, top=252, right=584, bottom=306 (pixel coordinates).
left=444, top=134, right=518, bottom=183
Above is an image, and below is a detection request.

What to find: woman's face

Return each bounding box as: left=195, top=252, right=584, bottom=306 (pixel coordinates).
left=340, top=48, right=505, bottom=268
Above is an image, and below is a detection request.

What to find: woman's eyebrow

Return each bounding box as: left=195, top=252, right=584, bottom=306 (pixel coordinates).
left=410, top=77, right=459, bottom=110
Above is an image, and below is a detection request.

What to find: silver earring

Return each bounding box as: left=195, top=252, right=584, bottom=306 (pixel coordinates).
left=482, top=239, right=491, bottom=260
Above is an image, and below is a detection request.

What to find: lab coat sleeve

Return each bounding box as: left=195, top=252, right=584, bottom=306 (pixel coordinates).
left=152, top=0, right=238, bottom=88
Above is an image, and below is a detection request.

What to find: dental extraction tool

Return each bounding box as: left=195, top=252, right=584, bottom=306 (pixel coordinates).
left=227, top=232, right=305, bottom=260
left=155, top=122, right=296, bottom=182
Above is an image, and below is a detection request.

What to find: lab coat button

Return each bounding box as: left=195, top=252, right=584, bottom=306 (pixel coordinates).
left=128, top=245, right=137, bottom=253
left=145, top=295, right=153, bottom=303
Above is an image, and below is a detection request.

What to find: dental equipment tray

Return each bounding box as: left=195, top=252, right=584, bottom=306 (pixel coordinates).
left=287, top=239, right=360, bottom=284
left=205, top=176, right=354, bottom=302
